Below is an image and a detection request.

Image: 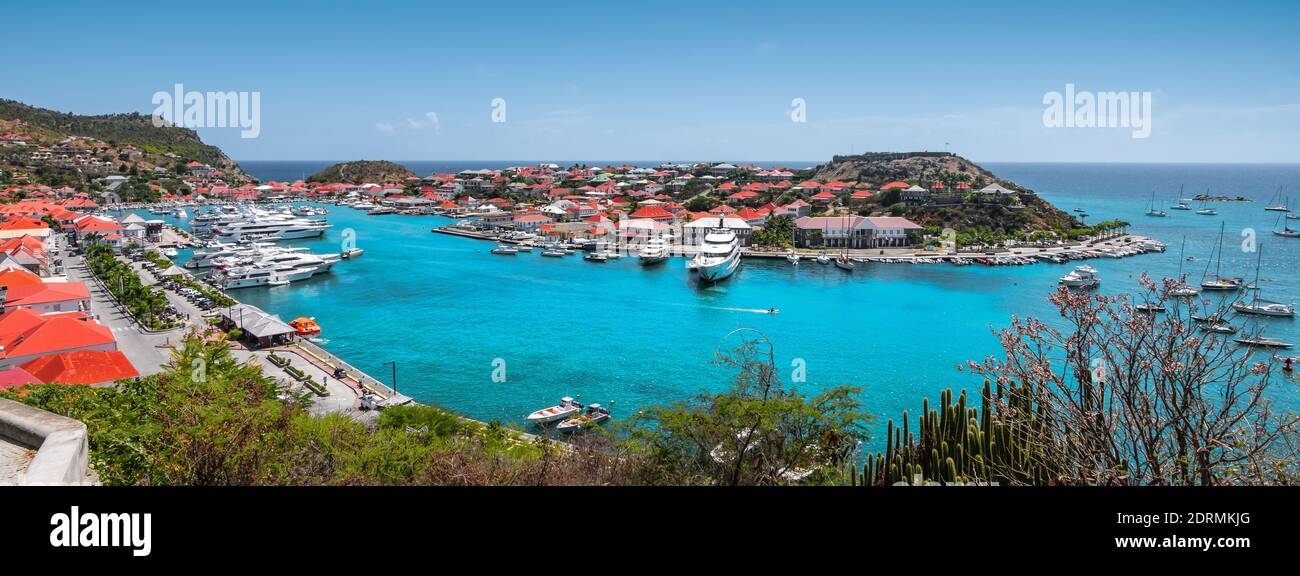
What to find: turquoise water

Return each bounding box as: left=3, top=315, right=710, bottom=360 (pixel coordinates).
left=125, top=163, right=1300, bottom=435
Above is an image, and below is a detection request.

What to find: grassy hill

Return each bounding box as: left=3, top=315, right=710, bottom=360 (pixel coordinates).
left=308, top=160, right=415, bottom=184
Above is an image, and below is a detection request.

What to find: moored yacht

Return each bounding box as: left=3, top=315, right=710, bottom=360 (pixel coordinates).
left=691, top=220, right=741, bottom=282
left=1059, top=265, right=1100, bottom=289
left=638, top=237, right=669, bottom=265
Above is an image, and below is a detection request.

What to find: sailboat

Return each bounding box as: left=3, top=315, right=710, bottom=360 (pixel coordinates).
left=1201, top=222, right=1243, bottom=291
left=1168, top=236, right=1199, bottom=297
left=834, top=213, right=855, bottom=271
left=1274, top=201, right=1299, bottom=238
left=1171, top=185, right=1192, bottom=211
left=1264, top=186, right=1290, bottom=212
left=1196, top=194, right=1217, bottom=215
left=1231, top=245, right=1296, bottom=317
left=1144, top=190, right=1167, bottom=217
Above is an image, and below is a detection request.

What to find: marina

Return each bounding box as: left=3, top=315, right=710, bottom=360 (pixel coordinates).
left=104, top=162, right=1300, bottom=435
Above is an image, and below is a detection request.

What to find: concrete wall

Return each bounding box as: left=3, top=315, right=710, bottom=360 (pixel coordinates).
left=0, top=397, right=90, bottom=485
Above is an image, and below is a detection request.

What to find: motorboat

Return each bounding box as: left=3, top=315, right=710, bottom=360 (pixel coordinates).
left=638, top=238, right=669, bottom=265
left=288, top=317, right=322, bottom=336
left=691, top=220, right=741, bottom=282
left=1135, top=303, right=1165, bottom=314
left=584, top=251, right=609, bottom=262
left=160, top=247, right=179, bottom=258
left=491, top=244, right=519, bottom=255
left=1196, top=208, right=1217, bottom=215
left=541, top=248, right=566, bottom=257
left=555, top=403, right=612, bottom=432
left=526, top=397, right=583, bottom=425
left=341, top=248, right=364, bottom=259
left=1059, top=265, right=1100, bottom=289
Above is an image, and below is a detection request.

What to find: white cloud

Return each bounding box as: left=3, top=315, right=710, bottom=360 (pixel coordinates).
left=375, top=122, right=396, bottom=134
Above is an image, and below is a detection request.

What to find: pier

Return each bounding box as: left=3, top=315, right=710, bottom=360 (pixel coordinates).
left=431, top=224, right=1163, bottom=266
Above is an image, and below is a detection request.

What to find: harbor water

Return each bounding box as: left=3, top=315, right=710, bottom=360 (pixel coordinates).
left=128, top=162, right=1300, bottom=434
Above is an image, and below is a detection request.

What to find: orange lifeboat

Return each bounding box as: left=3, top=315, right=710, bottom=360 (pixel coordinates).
left=289, top=317, right=322, bottom=336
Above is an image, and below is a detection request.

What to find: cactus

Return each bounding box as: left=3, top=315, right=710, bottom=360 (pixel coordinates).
left=857, top=380, right=1058, bottom=486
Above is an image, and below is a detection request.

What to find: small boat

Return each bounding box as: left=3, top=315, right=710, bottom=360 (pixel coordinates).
left=341, top=248, right=364, bottom=259
left=1135, top=303, right=1165, bottom=314
left=584, top=251, right=609, bottom=262
left=1059, top=265, right=1100, bottom=289
left=1203, top=323, right=1238, bottom=334
left=161, top=247, right=179, bottom=258
left=555, top=403, right=611, bottom=432
left=815, top=252, right=830, bottom=265
left=834, top=256, right=855, bottom=271
left=491, top=244, right=519, bottom=255
left=288, top=317, right=322, bottom=336
left=786, top=251, right=800, bottom=264
left=1196, top=208, right=1218, bottom=215
left=525, top=397, right=583, bottom=425
left=541, top=248, right=566, bottom=257
left=1234, top=336, right=1294, bottom=349
left=1170, top=201, right=1192, bottom=211
left=515, top=244, right=534, bottom=252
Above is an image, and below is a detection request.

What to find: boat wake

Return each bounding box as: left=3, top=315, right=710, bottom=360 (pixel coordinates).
left=673, top=303, right=779, bottom=315
left=307, top=337, right=330, bottom=345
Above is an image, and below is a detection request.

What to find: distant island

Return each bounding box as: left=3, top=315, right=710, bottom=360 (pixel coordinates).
left=307, top=160, right=415, bottom=184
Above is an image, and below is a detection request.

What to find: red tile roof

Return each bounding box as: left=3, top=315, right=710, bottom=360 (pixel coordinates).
left=20, top=350, right=138, bottom=385
left=0, top=367, right=42, bottom=390
left=0, top=309, right=110, bottom=359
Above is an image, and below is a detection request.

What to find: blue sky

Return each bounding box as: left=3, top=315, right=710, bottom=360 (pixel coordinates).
left=4, top=0, right=1298, bottom=162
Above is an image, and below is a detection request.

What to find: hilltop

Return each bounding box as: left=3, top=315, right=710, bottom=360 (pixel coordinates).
left=308, top=160, right=415, bottom=184
left=0, top=98, right=247, bottom=179
left=806, top=152, right=1086, bottom=244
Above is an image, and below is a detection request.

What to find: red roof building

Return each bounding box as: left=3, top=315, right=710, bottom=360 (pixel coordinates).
left=20, top=350, right=138, bottom=385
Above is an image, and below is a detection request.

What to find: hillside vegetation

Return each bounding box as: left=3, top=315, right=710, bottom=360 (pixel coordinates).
left=0, top=98, right=245, bottom=176
left=308, top=160, right=415, bottom=184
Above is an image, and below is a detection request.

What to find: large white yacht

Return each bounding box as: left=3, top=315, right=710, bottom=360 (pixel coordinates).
left=211, top=217, right=331, bottom=243
left=691, top=220, right=741, bottom=282
left=638, top=237, right=669, bottom=265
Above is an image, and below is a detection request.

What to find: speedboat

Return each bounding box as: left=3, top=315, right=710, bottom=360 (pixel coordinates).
left=1059, top=266, right=1100, bottom=289
left=1170, top=202, right=1192, bottom=210
left=1197, top=208, right=1218, bottom=215
left=584, top=251, right=609, bottom=262
left=555, top=403, right=611, bottom=432
left=526, top=397, right=583, bottom=425
left=491, top=244, right=519, bottom=255
left=541, top=248, right=566, bottom=257
left=1168, top=283, right=1199, bottom=297
left=691, top=220, right=741, bottom=282
left=160, top=247, right=179, bottom=258
left=638, top=238, right=669, bottom=265
left=341, top=248, right=364, bottom=259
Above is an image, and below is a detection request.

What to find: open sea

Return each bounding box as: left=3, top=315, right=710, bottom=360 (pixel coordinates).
left=125, top=162, right=1300, bottom=437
